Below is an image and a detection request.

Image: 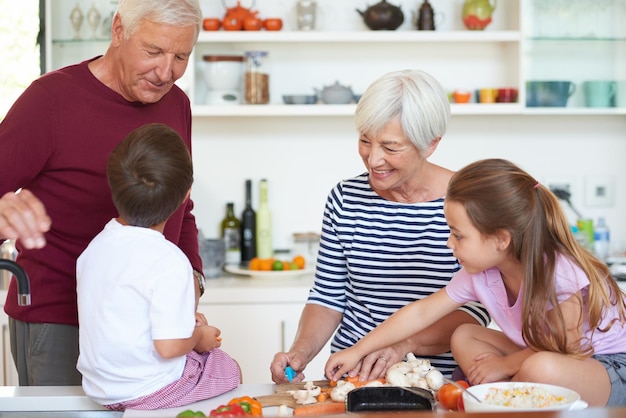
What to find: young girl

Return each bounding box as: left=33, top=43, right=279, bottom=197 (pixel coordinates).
left=325, top=158, right=626, bottom=407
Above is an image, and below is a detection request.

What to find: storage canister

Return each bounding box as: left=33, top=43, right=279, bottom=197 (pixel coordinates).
left=244, top=51, right=270, bottom=104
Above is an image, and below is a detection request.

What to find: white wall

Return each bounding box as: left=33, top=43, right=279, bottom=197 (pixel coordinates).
left=190, top=115, right=626, bottom=255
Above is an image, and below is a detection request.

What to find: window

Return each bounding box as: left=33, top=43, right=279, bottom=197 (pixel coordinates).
left=0, top=0, right=41, bottom=119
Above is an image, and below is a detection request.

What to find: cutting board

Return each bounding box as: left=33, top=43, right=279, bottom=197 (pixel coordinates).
left=254, top=380, right=331, bottom=409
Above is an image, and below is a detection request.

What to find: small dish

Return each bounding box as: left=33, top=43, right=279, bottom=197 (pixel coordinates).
left=224, top=264, right=315, bottom=279
left=283, top=94, right=317, bottom=105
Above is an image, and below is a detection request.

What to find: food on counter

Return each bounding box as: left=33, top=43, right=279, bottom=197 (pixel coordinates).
left=248, top=256, right=306, bottom=271
left=177, top=410, right=207, bottom=418
left=437, top=380, right=469, bottom=411
left=329, top=381, right=355, bottom=402
left=287, top=381, right=321, bottom=405
left=228, top=396, right=263, bottom=416
left=483, top=384, right=567, bottom=408
left=209, top=403, right=247, bottom=417
left=385, top=353, right=444, bottom=391
left=291, top=401, right=346, bottom=416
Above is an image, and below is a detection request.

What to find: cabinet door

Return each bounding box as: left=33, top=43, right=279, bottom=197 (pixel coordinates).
left=45, top=0, right=115, bottom=72
left=1, top=310, right=19, bottom=386
left=522, top=0, right=626, bottom=111
left=199, top=302, right=330, bottom=383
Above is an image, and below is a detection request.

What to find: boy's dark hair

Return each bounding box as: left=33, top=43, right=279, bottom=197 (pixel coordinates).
left=107, top=123, right=193, bottom=227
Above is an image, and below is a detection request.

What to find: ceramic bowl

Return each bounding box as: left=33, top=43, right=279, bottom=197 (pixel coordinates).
left=462, top=382, right=587, bottom=412
left=282, top=95, right=317, bottom=105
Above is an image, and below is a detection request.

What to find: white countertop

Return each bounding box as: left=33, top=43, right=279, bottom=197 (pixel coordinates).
left=1, top=273, right=315, bottom=308
left=0, top=384, right=277, bottom=416
left=123, top=384, right=276, bottom=418
left=0, top=385, right=107, bottom=411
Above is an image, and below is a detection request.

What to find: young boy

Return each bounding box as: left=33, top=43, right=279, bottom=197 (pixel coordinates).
left=76, top=123, right=240, bottom=410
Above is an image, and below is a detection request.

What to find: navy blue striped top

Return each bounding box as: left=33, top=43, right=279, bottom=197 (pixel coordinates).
left=308, top=173, right=490, bottom=377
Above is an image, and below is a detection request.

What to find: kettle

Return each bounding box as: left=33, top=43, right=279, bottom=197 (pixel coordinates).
left=356, top=0, right=405, bottom=31
left=315, top=81, right=354, bottom=105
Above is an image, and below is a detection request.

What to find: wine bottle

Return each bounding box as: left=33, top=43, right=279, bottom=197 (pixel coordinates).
left=256, top=178, right=273, bottom=259
left=221, top=202, right=241, bottom=265
left=240, top=180, right=257, bottom=267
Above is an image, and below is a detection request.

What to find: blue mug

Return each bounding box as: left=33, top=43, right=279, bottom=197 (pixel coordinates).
left=526, top=81, right=576, bottom=107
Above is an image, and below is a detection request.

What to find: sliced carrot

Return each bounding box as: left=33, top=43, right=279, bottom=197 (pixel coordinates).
left=315, top=392, right=329, bottom=403
left=343, top=375, right=386, bottom=387
left=293, top=402, right=345, bottom=416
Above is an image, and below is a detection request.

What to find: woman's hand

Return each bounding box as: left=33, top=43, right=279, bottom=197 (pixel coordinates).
left=353, top=344, right=405, bottom=381
left=0, top=189, right=51, bottom=248
left=270, top=350, right=307, bottom=384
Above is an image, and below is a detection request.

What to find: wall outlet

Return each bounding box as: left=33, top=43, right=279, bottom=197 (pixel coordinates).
left=585, top=175, right=615, bottom=207
left=545, top=177, right=574, bottom=195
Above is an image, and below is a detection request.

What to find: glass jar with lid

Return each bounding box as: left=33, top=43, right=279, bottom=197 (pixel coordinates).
left=244, top=50, right=270, bottom=104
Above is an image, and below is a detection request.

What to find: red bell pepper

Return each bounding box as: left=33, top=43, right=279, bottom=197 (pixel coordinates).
left=209, top=403, right=247, bottom=418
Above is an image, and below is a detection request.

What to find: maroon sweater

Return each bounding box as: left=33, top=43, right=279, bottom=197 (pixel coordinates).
left=0, top=58, right=202, bottom=326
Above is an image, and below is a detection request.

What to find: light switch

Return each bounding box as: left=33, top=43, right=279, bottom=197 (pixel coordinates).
left=585, top=175, right=615, bottom=207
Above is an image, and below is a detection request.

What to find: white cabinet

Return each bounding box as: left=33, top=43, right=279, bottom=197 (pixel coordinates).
left=199, top=276, right=332, bottom=384
left=0, top=292, right=19, bottom=386
left=44, top=0, right=625, bottom=116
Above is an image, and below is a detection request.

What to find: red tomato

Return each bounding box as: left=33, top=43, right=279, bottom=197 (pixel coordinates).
left=437, top=381, right=469, bottom=411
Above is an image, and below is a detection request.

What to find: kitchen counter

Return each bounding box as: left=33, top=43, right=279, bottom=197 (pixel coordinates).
left=1, top=384, right=626, bottom=418
left=122, top=384, right=622, bottom=418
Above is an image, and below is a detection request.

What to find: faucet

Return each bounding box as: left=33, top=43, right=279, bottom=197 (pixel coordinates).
left=0, top=259, right=31, bottom=306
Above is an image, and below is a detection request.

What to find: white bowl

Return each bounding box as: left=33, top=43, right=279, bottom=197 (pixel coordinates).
left=462, top=382, right=588, bottom=412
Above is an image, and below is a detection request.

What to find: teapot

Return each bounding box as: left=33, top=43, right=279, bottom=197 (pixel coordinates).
left=222, top=0, right=259, bottom=31
left=315, top=81, right=354, bottom=104
left=356, top=0, right=404, bottom=31
left=462, top=0, right=496, bottom=30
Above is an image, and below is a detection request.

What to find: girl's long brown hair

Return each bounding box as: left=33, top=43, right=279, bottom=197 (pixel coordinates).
left=447, top=158, right=626, bottom=357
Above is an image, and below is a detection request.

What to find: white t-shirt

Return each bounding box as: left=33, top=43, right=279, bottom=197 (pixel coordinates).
left=76, top=219, right=195, bottom=404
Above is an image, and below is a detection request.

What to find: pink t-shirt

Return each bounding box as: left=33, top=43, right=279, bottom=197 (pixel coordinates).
left=446, top=254, right=626, bottom=354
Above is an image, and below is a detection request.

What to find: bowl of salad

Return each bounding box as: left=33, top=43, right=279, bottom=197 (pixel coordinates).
left=462, top=382, right=587, bottom=412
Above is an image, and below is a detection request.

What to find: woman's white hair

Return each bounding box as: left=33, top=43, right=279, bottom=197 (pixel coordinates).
left=355, top=69, right=451, bottom=153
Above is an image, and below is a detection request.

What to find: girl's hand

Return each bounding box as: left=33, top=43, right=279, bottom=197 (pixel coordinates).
left=324, top=347, right=363, bottom=382
left=466, top=352, right=510, bottom=384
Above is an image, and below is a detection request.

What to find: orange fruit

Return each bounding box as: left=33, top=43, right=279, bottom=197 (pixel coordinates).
left=248, top=257, right=261, bottom=271
left=282, top=261, right=291, bottom=271
left=292, top=255, right=306, bottom=270
left=259, top=258, right=274, bottom=271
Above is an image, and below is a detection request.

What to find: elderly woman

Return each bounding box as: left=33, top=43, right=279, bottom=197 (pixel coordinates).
left=270, top=69, right=490, bottom=383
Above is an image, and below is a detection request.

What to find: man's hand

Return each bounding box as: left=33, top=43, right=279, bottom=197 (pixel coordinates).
left=0, top=189, right=50, bottom=248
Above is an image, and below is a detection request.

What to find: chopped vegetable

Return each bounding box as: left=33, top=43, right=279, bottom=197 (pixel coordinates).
left=177, top=410, right=207, bottom=417
left=209, top=403, right=247, bottom=417
left=293, top=402, right=345, bottom=416
left=228, top=396, right=263, bottom=416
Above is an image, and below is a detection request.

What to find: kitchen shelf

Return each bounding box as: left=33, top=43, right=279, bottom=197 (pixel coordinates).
left=197, top=30, right=521, bottom=43
left=45, top=0, right=624, bottom=116
left=191, top=103, right=524, bottom=117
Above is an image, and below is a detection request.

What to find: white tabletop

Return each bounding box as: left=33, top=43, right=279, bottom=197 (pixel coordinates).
left=123, top=384, right=276, bottom=418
